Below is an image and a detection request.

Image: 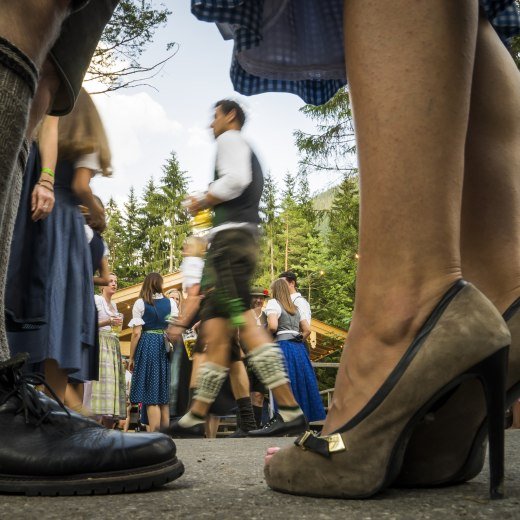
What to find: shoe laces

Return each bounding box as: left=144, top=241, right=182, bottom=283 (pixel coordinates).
left=0, top=369, right=70, bottom=427
left=261, top=414, right=281, bottom=430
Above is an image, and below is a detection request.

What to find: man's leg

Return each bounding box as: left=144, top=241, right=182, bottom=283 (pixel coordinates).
left=229, top=360, right=257, bottom=434
left=0, top=2, right=70, bottom=362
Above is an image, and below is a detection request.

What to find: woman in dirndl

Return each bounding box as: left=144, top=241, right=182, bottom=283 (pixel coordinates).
left=129, top=273, right=179, bottom=432
left=89, top=273, right=126, bottom=426
left=264, top=278, right=325, bottom=423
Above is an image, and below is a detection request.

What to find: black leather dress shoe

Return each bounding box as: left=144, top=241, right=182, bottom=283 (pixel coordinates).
left=166, top=419, right=205, bottom=438
left=228, top=428, right=248, bottom=438
left=247, top=413, right=308, bottom=437
left=0, top=354, right=184, bottom=496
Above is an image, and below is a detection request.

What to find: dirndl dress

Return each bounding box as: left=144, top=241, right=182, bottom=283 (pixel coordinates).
left=7, top=159, right=97, bottom=380
left=88, top=295, right=126, bottom=418
left=129, top=297, right=172, bottom=406
left=277, top=339, right=326, bottom=423
left=191, top=0, right=520, bottom=105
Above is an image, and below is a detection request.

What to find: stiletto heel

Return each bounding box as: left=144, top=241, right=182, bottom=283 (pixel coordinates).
left=395, top=298, right=520, bottom=490
left=479, top=347, right=508, bottom=499
left=264, top=281, right=511, bottom=499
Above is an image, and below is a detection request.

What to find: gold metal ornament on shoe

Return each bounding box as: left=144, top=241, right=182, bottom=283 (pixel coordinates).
left=294, top=431, right=346, bottom=458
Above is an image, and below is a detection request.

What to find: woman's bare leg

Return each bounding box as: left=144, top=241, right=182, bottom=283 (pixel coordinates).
left=461, top=17, right=520, bottom=313
left=323, top=0, right=479, bottom=434
left=146, top=405, right=161, bottom=432
left=43, top=359, right=67, bottom=402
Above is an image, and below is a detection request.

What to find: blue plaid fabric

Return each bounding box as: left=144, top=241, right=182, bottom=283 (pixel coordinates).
left=192, top=0, right=520, bottom=106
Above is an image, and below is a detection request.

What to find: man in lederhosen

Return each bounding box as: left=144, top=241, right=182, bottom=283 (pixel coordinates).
left=168, top=100, right=307, bottom=437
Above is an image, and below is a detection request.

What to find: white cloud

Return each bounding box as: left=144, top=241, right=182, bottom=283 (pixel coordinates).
left=89, top=90, right=183, bottom=204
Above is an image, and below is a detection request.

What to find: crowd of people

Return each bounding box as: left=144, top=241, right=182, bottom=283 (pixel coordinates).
left=0, top=0, right=519, bottom=503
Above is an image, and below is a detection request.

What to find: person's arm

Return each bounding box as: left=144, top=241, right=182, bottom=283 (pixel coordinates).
left=93, top=256, right=110, bottom=286
left=72, top=167, right=105, bottom=231
left=128, top=326, right=142, bottom=373
left=31, top=115, right=58, bottom=221
left=167, top=285, right=201, bottom=341
left=264, top=299, right=281, bottom=335
left=267, top=314, right=279, bottom=334
left=300, top=319, right=311, bottom=341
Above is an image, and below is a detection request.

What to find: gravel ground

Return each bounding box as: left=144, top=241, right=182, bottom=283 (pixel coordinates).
left=2, top=432, right=520, bottom=520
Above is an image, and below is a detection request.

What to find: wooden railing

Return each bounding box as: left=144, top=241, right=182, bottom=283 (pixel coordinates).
left=312, top=362, right=339, bottom=408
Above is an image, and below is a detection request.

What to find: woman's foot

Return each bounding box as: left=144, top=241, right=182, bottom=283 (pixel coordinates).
left=264, top=283, right=510, bottom=498
left=323, top=277, right=458, bottom=434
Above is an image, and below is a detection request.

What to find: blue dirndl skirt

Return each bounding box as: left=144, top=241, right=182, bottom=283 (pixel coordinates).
left=192, top=0, right=520, bottom=105
left=8, top=186, right=97, bottom=381
left=277, top=339, right=326, bottom=422
left=130, top=331, right=170, bottom=405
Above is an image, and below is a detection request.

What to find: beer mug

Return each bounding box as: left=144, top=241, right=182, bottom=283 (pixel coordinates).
left=182, top=329, right=197, bottom=360
left=111, top=313, right=124, bottom=334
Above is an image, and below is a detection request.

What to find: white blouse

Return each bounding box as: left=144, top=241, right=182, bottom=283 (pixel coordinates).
left=264, top=298, right=283, bottom=318
left=180, top=256, right=204, bottom=290
left=128, top=293, right=179, bottom=328
left=95, top=295, right=118, bottom=332
left=75, top=152, right=102, bottom=175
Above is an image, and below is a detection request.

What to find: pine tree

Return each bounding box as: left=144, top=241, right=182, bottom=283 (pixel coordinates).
left=155, top=152, right=190, bottom=273
left=139, top=177, right=166, bottom=273
left=120, top=186, right=145, bottom=285
left=104, top=197, right=125, bottom=278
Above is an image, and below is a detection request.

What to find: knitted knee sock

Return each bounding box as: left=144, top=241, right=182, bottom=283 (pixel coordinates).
left=0, top=37, right=37, bottom=362
left=236, top=397, right=257, bottom=432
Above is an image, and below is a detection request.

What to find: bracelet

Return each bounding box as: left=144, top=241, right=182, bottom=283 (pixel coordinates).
left=38, top=178, right=54, bottom=186
left=37, top=181, right=54, bottom=193
left=41, top=167, right=55, bottom=178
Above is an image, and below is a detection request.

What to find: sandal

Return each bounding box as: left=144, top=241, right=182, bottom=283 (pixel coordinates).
left=264, top=281, right=510, bottom=499
left=394, top=297, right=520, bottom=487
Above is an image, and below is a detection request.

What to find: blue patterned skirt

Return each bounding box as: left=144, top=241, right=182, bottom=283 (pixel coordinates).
left=278, top=339, right=326, bottom=422
left=192, top=0, right=520, bottom=105
left=130, top=331, right=170, bottom=405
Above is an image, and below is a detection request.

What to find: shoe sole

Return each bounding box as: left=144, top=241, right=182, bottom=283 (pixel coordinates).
left=0, top=457, right=184, bottom=496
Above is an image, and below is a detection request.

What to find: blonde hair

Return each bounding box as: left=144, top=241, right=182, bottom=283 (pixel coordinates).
left=57, top=88, right=112, bottom=177
left=166, top=288, right=183, bottom=314
left=271, top=278, right=297, bottom=315
left=183, top=236, right=206, bottom=258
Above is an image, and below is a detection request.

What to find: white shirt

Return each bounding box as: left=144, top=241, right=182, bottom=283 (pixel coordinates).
left=180, top=256, right=204, bottom=290
left=128, top=293, right=179, bottom=327
left=95, top=294, right=118, bottom=332
left=75, top=152, right=102, bottom=175
left=206, top=130, right=260, bottom=239
left=291, top=292, right=311, bottom=323
left=208, top=130, right=252, bottom=201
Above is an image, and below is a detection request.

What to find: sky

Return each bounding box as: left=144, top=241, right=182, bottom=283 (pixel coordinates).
left=88, top=3, right=345, bottom=206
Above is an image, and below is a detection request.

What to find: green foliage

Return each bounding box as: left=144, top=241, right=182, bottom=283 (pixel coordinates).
left=294, top=88, right=356, bottom=177
left=104, top=152, right=190, bottom=287
left=87, top=1, right=176, bottom=93
left=514, top=2, right=520, bottom=69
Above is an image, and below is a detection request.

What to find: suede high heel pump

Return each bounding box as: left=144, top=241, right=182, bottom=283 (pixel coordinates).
left=264, top=281, right=510, bottom=499
left=394, top=296, right=520, bottom=488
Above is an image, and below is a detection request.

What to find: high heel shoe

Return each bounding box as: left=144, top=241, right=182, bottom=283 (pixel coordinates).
left=394, top=297, right=520, bottom=488
left=264, top=281, right=510, bottom=499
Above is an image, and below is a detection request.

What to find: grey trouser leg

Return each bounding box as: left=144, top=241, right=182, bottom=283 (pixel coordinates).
left=0, top=38, right=37, bottom=361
